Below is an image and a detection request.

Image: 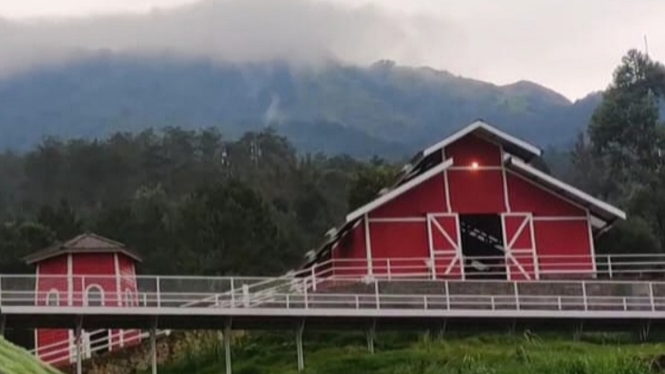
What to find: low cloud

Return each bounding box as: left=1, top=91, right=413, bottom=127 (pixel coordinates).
left=0, top=0, right=455, bottom=77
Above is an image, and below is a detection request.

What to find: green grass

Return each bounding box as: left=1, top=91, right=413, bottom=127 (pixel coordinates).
left=0, top=337, right=64, bottom=374
left=139, top=331, right=665, bottom=374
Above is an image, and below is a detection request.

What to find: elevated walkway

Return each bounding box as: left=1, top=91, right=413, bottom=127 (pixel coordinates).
left=5, top=253, right=665, bottom=373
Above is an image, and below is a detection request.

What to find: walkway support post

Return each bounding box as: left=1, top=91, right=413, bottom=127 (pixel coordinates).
left=366, top=320, right=376, bottom=354
left=150, top=319, right=158, bottom=374
left=75, top=317, right=82, bottom=374
left=0, top=315, right=5, bottom=337
left=296, top=320, right=305, bottom=372
left=438, top=319, right=447, bottom=340
left=224, top=320, right=232, bottom=374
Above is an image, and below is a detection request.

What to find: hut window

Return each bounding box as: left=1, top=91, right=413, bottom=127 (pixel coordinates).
left=46, top=290, right=59, bottom=306
left=85, top=285, right=104, bottom=307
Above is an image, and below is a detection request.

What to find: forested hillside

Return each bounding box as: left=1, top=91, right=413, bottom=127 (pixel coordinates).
left=0, top=127, right=398, bottom=275
left=0, top=57, right=601, bottom=157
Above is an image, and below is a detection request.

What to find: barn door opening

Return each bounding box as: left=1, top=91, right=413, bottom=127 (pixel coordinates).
left=459, top=214, right=507, bottom=279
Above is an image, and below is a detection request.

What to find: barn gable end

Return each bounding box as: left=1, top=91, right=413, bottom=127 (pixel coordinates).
left=309, top=120, right=626, bottom=282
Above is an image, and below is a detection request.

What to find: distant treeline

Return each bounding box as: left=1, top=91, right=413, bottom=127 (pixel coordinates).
left=0, top=127, right=396, bottom=275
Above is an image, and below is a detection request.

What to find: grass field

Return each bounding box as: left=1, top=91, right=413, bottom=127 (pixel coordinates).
left=140, top=331, right=665, bottom=374
left=0, top=337, right=64, bottom=374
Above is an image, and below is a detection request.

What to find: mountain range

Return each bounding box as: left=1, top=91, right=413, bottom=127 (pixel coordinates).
left=0, top=56, right=602, bottom=158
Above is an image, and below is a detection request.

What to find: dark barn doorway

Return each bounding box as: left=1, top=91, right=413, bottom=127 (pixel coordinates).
left=459, top=214, right=507, bottom=279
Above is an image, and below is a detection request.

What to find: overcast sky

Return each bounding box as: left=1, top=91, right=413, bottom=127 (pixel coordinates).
left=0, top=0, right=663, bottom=100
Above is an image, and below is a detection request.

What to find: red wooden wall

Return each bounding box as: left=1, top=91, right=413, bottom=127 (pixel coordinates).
left=36, top=256, right=69, bottom=366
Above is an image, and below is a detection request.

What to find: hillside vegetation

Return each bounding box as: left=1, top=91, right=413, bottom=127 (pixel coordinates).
left=0, top=337, right=63, bottom=374
left=140, top=332, right=663, bottom=374
left=0, top=56, right=601, bottom=156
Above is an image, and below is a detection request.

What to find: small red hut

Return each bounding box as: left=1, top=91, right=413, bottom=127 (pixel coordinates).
left=24, top=233, right=142, bottom=366
left=305, top=120, right=626, bottom=281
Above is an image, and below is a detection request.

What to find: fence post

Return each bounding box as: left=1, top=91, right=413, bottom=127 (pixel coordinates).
left=514, top=282, right=520, bottom=310
left=387, top=259, right=392, bottom=281
left=243, top=284, right=249, bottom=308
left=311, top=264, right=317, bottom=292
left=607, top=256, right=613, bottom=278
left=304, top=282, right=308, bottom=309
left=156, top=276, right=161, bottom=308
left=650, top=282, right=656, bottom=312
left=230, top=278, right=235, bottom=308
left=445, top=281, right=451, bottom=310
left=0, top=275, right=3, bottom=306
left=374, top=279, right=380, bottom=309
left=582, top=281, right=587, bottom=311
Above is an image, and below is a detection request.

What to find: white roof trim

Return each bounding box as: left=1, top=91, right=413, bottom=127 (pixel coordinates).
left=423, top=120, right=542, bottom=158
left=25, top=248, right=142, bottom=264
left=506, top=157, right=626, bottom=220
left=590, top=215, right=607, bottom=229
left=346, top=158, right=454, bottom=222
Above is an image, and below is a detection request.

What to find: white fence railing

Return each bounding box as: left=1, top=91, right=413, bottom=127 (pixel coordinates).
left=306, top=253, right=665, bottom=280
left=4, top=276, right=665, bottom=313
left=31, top=329, right=170, bottom=366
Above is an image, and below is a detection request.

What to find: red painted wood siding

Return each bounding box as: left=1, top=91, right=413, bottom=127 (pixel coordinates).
left=447, top=169, right=506, bottom=213
left=445, top=134, right=503, bottom=166
left=333, top=222, right=367, bottom=277
left=37, top=256, right=67, bottom=305
left=36, top=256, right=69, bottom=365
left=506, top=172, right=586, bottom=217
left=117, top=254, right=141, bottom=348
left=36, top=329, right=70, bottom=366
left=369, top=221, right=429, bottom=276
left=534, top=220, right=593, bottom=277
left=71, top=253, right=116, bottom=307
left=370, top=175, right=447, bottom=218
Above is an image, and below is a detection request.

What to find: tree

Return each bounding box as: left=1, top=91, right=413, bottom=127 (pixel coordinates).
left=174, top=181, right=297, bottom=275
left=582, top=50, right=665, bottom=254
left=588, top=50, right=665, bottom=198
left=36, top=200, right=82, bottom=241
left=347, top=159, right=398, bottom=210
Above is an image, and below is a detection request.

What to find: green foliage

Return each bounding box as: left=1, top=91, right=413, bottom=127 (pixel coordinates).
left=0, top=337, right=64, bottom=374
left=587, top=50, right=665, bottom=195
left=570, top=49, right=665, bottom=255
left=348, top=159, right=399, bottom=211
left=0, top=127, right=376, bottom=276
left=140, top=333, right=660, bottom=374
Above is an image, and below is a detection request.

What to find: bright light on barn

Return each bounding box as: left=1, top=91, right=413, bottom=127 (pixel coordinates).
left=471, top=162, right=479, bottom=169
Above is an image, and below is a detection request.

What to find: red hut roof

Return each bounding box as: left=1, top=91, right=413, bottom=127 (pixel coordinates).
left=23, top=233, right=142, bottom=264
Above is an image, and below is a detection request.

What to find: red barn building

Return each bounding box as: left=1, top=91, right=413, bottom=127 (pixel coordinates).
left=306, top=121, right=626, bottom=281
left=25, top=233, right=142, bottom=366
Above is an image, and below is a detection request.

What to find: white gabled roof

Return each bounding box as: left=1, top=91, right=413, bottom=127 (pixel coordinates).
left=346, top=158, right=454, bottom=222
left=505, top=156, right=626, bottom=222
left=423, top=120, right=543, bottom=160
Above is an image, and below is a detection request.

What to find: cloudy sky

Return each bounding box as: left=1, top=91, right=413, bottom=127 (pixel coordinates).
left=0, top=0, right=663, bottom=100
